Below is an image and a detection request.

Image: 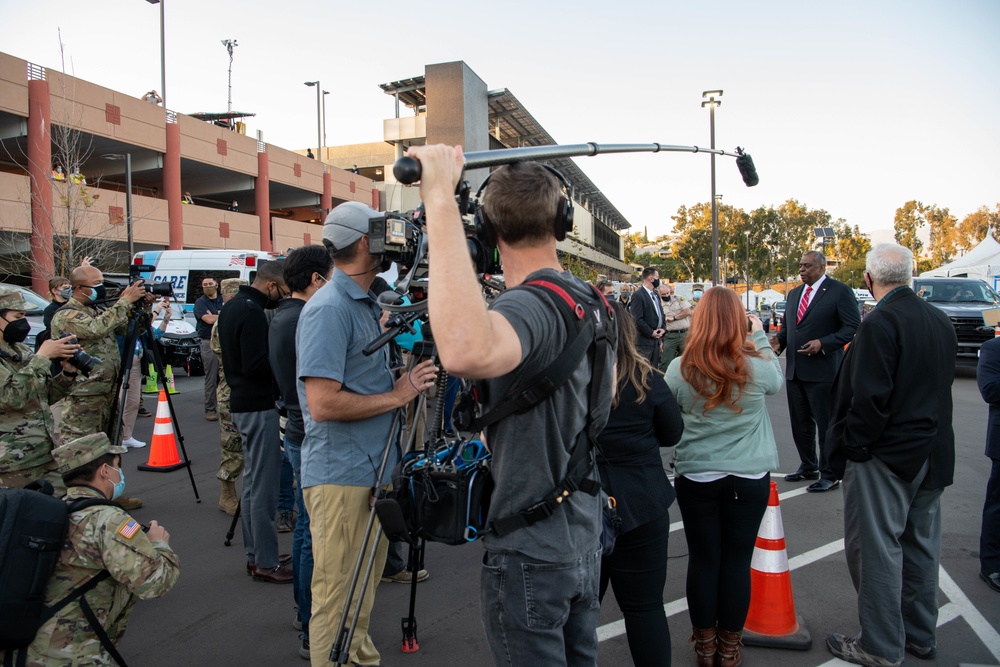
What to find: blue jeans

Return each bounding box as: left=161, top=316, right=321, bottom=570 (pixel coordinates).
left=480, top=547, right=602, bottom=667
left=278, top=446, right=295, bottom=514
left=285, top=439, right=312, bottom=638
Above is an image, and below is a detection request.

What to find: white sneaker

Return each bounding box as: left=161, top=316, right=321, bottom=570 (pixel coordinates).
left=122, top=437, right=147, bottom=449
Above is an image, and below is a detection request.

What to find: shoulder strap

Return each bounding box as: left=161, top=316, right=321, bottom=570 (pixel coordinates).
left=483, top=279, right=616, bottom=537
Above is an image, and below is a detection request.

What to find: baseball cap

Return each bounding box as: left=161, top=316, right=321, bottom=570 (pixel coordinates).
left=322, top=201, right=380, bottom=250
left=52, top=433, right=127, bottom=474
left=0, top=286, right=31, bottom=311
left=220, top=278, right=247, bottom=296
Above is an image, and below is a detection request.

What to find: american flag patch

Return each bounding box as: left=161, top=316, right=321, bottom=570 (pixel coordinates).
left=118, top=519, right=141, bottom=539
left=228, top=255, right=245, bottom=266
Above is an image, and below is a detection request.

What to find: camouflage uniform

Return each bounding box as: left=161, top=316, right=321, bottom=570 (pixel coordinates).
left=212, top=319, right=243, bottom=482
left=50, top=296, right=132, bottom=442
left=23, top=433, right=181, bottom=666
left=0, top=289, right=74, bottom=492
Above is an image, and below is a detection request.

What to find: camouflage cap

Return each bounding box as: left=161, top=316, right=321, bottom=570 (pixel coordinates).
left=220, top=278, right=247, bottom=296
left=52, top=433, right=126, bottom=474
left=0, top=286, right=31, bottom=311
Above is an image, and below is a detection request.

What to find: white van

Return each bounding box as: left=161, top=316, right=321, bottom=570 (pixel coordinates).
left=131, top=249, right=286, bottom=323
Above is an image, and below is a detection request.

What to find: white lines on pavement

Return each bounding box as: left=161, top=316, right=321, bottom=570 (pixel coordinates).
left=938, top=565, right=1000, bottom=662
left=598, top=538, right=846, bottom=642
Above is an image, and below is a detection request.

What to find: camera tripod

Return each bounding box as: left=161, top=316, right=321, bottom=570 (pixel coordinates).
left=110, top=303, right=200, bottom=501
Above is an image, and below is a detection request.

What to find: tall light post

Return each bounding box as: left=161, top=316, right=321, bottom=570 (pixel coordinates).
left=222, top=39, right=238, bottom=113
left=322, top=90, right=329, bottom=157
left=702, top=89, right=723, bottom=286
left=145, top=0, right=166, bottom=108
left=304, top=81, right=321, bottom=160
left=102, top=153, right=134, bottom=259
left=746, top=229, right=751, bottom=311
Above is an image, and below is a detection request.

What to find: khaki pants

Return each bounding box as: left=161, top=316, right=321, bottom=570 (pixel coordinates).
left=304, top=484, right=388, bottom=667
left=120, top=354, right=142, bottom=440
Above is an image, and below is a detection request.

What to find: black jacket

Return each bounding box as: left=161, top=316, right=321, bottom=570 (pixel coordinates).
left=217, top=285, right=278, bottom=413
left=627, top=286, right=662, bottom=350
left=776, top=277, right=860, bottom=382
left=825, top=287, right=956, bottom=488
left=268, top=298, right=306, bottom=443
left=978, top=337, right=1000, bottom=460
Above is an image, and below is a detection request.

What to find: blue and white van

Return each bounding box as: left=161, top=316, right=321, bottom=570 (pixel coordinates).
left=130, top=249, right=286, bottom=324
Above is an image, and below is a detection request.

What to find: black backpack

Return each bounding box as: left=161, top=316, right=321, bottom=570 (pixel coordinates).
left=0, top=482, right=124, bottom=666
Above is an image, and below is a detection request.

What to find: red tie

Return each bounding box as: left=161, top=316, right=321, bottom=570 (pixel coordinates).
left=796, top=285, right=813, bottom=323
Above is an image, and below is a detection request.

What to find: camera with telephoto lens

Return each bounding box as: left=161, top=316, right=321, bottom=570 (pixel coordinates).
left=60, top=334, right=101, bottom=376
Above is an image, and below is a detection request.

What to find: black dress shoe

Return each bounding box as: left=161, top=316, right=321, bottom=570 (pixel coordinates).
left=785, top=468, right=820, bottom=482
left=807, top=479, right=841, bottom=493
left=252, top=563, right=294, bottom=584
left=982, top=569, right=1000, bottom=593
left=246, top=553, right=293, bottom=575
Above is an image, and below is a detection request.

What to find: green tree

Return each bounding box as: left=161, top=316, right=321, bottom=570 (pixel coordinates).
left=894, top=200, right=926, bottom=257
left=831, top=221, right=872, bottom=264
left=957, top=204, right=1000, bottom=250
left=926, top=205, right=959, bottom=266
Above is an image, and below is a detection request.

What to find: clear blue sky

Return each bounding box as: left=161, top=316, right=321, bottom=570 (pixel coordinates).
left=6, top=0, right=998, bottom=241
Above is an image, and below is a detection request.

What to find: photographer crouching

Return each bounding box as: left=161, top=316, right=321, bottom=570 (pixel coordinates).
left=411, top=145, right=617, bottom=666
left=50, top=265, right=149, bottom=509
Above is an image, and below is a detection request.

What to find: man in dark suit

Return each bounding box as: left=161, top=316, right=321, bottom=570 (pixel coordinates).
left=628, top=267, right=665, bottom=368
left=772, top=251, right=860, bottom=492
left=977, top=337, right=1000, bottom=593
left=824, top=243, right=956, bottom=666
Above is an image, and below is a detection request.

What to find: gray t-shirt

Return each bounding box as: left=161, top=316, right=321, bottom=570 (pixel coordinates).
left=481, top=269, right=617, bottom=561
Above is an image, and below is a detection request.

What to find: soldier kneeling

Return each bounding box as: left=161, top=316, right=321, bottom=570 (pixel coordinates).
left=24, top=433, right=180, bottom=666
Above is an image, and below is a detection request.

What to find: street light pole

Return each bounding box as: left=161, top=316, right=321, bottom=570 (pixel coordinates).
left=322, top=90, right=329, bottom=157
left=145, top=0, right=166, bottom=108
left=304, top=81, right=321, bottom=160
left=746, top=230, right=751, bottom=311
left=702, top=90, right=723, bottom=285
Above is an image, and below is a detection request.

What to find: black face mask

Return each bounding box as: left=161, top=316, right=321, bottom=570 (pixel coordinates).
left=264, top=285, right=285, bottom=310
left=651, top=279, right=661, bottom=289
left=85, top=284, right=107, bottom=302
left=663, top=295, right=672, bottom=302
left=2, top=317, right=30, bottom=344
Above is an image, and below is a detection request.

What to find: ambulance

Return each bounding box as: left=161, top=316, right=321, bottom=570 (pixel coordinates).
left=130, top=249, right=286, bottom=324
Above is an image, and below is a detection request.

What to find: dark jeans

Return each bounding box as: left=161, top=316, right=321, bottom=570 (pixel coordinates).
left=983, top=458, right=1000, bottom=573
left=675, top=474, right=770, bottom=632
left=481, top=547, right=602, bottom=667
left=786, top=378, right=835, bottom=479
left=383, top=540, right=407, bottom=577
left=285, top=439, right=313, bottom=638
left=599, top=513, right=671, bottom=667
left=278, top=446, right=294, bottom=515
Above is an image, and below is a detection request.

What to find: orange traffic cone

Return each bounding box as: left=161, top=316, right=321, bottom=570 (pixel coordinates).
left=994, top=324, right=999, bottom=338
left=137, top=390, right=187, bottom=472
left=742, top=481, right=812, bottom=650
left=774, top=318, right=782, bottom=333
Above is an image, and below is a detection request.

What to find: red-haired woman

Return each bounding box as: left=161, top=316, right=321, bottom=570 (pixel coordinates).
left=665, top=287, right=783, bottom=667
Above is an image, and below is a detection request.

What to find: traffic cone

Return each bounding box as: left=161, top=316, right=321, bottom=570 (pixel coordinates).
left=994, top=324, right=999, bottom=338
left=742, top=481, right=812, bottom=650
left=142, top=362, right=159, bottom=393
left=774, top=318, right=782, bottom=333
left=137, top=390, right=187, bottom=472
left=164, top=364, right=178, bottom=394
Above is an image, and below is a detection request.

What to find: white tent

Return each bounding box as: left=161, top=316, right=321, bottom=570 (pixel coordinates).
left=921, top=234, right=1000, bottom=281
left=757, top=289, right=785, bottom=305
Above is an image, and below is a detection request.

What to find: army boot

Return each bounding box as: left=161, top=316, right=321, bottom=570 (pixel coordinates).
left=219, top=480, right=238, bottom=515
left=115, top=496, right=143, bottom=511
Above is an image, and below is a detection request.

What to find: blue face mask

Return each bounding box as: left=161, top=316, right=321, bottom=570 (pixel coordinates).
left=111, top=467, right=126, bottom=500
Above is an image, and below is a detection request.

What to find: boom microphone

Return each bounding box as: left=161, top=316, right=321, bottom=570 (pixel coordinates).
left=736, top=147, right=759, bottom=187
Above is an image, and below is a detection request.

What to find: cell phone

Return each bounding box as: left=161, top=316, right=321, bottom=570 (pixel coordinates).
left=799, top=343, right=810, bottom=350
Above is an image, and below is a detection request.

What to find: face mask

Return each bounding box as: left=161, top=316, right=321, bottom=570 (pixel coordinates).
left=84, top=284, right=106, bottom=302
left=111, top=467, right=126, bottom=501
left=56, top=287, right=72, bottom=302
left=264, top=285, right=285, bottom=309
left=204, top=286, right=218, bottom=296
left=693, top=290, right=703, bottom=299
left=651, top=279, right=661, bottom=289
left=2, top=317, right=30, bottom=344
left=663, top=295, right=672, bottom=302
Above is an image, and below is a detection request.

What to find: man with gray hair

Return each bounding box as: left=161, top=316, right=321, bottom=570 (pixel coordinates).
left=825, top=243, right=956, bottom=667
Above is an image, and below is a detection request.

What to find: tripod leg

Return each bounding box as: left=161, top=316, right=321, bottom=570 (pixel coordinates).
left=146, top=326, right=201, bottom=502
left=401, top=538, right=425, bottom=653
left=224, top=500, right=242, bottom=546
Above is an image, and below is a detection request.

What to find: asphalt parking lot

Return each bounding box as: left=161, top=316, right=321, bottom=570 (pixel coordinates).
left=114, top=364, right=999, bottom=666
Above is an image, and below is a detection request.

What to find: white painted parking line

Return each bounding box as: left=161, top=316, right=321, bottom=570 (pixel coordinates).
left=939, top=566, right=1000, bottom=662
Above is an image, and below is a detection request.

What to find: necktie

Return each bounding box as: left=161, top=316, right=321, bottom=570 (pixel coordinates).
left=796, top=285, right=813, bottom=323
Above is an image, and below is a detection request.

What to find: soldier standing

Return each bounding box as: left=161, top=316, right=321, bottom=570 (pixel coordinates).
left=0, top=287, right=80, bottom=492
left=19, top=432, right=180, bottom=666
left=213, top=278, right=247, bottom=515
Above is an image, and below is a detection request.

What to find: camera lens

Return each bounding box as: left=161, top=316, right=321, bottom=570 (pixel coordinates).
left=149, top=282, right=173, bottom=297
left=62, top=335, right=102, bottom=376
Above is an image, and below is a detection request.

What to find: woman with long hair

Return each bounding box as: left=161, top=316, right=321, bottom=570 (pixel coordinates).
left=597, top=300, right=683, bottom=666
left=664, top=287, right=783, bottom=667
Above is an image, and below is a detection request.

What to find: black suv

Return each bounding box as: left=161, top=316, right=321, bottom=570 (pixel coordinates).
left=913, top=277, right=999, bottom=365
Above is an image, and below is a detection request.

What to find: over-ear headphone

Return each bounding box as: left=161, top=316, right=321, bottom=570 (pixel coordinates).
left=473, top=162, right=575, bottom=244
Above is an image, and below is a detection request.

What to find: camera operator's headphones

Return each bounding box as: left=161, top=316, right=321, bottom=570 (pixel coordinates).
left=474, top=162, right=574, bottom=244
